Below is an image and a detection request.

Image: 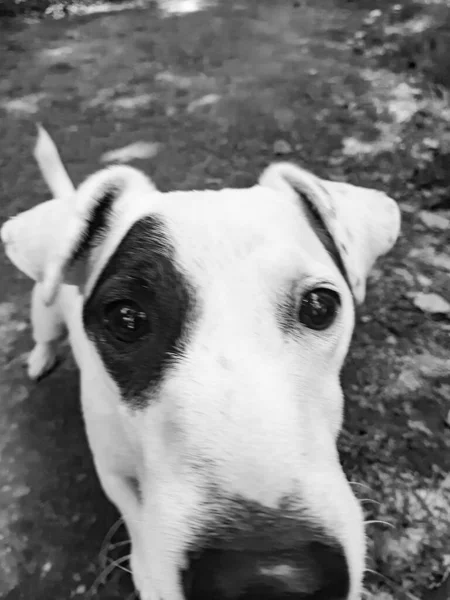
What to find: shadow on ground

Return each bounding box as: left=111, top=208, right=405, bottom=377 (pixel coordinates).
left=0, top=1, right=449, bottom=599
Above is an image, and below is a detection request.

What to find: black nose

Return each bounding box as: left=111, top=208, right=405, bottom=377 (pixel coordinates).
left=184, top=539, right=350, bottom=600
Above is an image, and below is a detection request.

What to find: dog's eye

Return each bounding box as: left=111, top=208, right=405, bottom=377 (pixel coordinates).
left=103, top=300, right=150, bottom=342
left=298, top=288, right=340, bottom=331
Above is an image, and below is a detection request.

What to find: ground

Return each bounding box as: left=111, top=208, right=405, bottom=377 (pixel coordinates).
left=0, top=1, right=449, bottom=599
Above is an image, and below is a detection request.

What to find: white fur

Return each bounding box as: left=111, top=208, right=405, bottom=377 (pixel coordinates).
left=1, top=129, right=401, bottom=600
left=34, top=124, right=74, bottom=199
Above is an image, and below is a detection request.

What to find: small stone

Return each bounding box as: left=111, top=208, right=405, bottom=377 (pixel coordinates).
left=74, top=584, right=86, bottom=595
left=273, top=139, right=292, bottom=155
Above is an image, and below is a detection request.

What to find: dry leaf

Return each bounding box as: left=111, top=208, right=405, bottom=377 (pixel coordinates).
left=273, top=139, right=293, bottom=155
left=413, top=292, right=450, bottom=314
left=186, top=94, right=220, bottom=113
left=101, top=142, right=161, bottom=163
left=416, top=274, right=432, bottom=287
left=408, top=248, right=450, bottom=272
left=419, top=211, right=449, bottom=230
left=407, top=420, right=433, bottom=436
left=1, top=93, right=47, bottom=115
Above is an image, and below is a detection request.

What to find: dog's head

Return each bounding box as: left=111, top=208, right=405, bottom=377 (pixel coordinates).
left=2, top=161, right=400, bottom=600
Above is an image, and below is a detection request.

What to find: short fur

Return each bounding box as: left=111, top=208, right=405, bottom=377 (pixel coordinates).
left=1, top=127, right=401, bottom=600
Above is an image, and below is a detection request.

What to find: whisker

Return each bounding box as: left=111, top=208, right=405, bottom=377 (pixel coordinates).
left=107, top=539, right=132, bottom=551
left=99, top=517, right=126, bottom=568
left=364, top=519, right=394, bottom=529
left=359, top=498, right=381, bottom=506
left=349, top=481, right=373, bottom=492
left=106, top=554, right=133, bottom=575
left=364, top=567, right=382, bottom=576
left=88, top=553, right=132, bottom=596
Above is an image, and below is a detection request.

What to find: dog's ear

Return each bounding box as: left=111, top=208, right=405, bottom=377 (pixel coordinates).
left=1, top=200, right=73, bottom=282
left=259, top=162, right=401, bottom=304
left=38, top=165, right=157, bottom=305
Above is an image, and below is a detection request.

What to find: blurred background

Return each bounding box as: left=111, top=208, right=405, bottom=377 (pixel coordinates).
left=0, top=0, right=449, bottom=599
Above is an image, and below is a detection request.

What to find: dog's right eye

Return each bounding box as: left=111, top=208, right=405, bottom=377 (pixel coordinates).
left=103, top=300, right=150, bottom=343
left=298, top=287, right=340, bottom=331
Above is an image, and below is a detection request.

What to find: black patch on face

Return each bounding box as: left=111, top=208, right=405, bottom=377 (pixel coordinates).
left=71, top=185, right=119, bottom=266
left=82, top=216, right=194, bottom=407
left=184, top=497, right=350, bottom=600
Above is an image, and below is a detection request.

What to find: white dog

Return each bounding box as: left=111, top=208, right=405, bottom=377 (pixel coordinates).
left=1, top=127, right=401, bottom=600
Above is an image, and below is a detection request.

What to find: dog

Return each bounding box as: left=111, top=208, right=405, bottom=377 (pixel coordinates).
left=1, top=126, right=401, bottom=600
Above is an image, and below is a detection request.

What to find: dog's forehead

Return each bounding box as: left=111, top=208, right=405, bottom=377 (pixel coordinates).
left=157, top=186, right=305, bottom=249
left=86, top=185, right=341, bottom=297
left=145, top=186, right=333, bottom=271
left=158, top=186, right=341, bottom=281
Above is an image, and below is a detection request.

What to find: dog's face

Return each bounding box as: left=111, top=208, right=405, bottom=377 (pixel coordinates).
left=2, top=162, right=400, bottom=600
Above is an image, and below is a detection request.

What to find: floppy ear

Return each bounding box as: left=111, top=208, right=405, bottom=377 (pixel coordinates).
left=259, top=162, right=401, bottom=304
left=1, top=124, right=77, bottom=282
left=1, top=200, right=74, bottom=282
left=39, top=165, right=158, bottom=306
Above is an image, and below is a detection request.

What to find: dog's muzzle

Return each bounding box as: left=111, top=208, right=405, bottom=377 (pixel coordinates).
left=182, top=513, right=349, bottom=600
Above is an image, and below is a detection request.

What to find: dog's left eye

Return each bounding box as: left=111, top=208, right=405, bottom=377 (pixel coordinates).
left=103, top=300, right=150, bottom=342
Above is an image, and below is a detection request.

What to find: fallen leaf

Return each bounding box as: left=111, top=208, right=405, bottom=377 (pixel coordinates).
left=408, top=420, right=433, bottom=436
left=186, top=93, right=220, bottom=113
left=419, top=210, right=449, bottom=230
left=408, top=248, right=450, bottom=272
left=1, top=93, right=47, bottom=115
left=364, top=9, right=382, bottom=24
left=416, top=274, right=432, bottom=287
left=394, top=368, right=422, bottom=394
left=418, top=355, right=450, bottom=379
left=111, top=94, right=155, bottom=111
left=381, top=527, right=424, bottom=562
left=412, top=292, right=450, bottom=314
left=423, top=137, right=440, bottom=149
left=273, top=139, right=293, bottom=155
left=432, top=253, right=450, bottom=272
left=101, top=142, right=161, bottom=163
left=395, top=267, right=415, bottom=285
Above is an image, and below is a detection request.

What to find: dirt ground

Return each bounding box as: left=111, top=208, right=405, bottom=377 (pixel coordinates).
left=0, top=1, right=449, bottom=599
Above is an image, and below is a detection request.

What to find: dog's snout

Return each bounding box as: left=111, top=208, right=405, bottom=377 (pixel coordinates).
left=184, top=538, right=349, bottom=600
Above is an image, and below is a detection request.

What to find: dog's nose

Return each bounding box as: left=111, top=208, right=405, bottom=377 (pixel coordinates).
left=184, top=538, right=350, bottom=600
